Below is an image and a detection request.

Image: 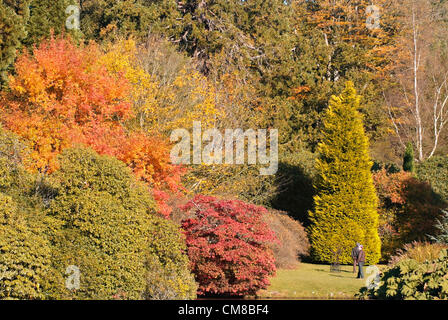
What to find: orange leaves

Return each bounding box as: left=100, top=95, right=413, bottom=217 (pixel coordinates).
left=373, top=169, right=410, bottom=205
left=118, top=132, right=186, bottom=192
left=2, top=115, right=72, bottom=172
left=9, top=37, right=132, bottom=124
left=289, top=85, right=311, bottom=101
left=0, top=36, right=186, bottom=217
left=1, top=36, right=133, bottom=173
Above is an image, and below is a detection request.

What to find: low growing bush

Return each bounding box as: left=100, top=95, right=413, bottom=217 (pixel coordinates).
left=44, top=147, right=196, bottom=300
left=388, top=241, right=448, bottom=266
left=0, top=129, right=52, bottom=300
left=263, top=210, right=310, bottom=268
left=145, top=218, right=197, bottom=300
left=416, top=156, right=448, bottom=201
left=359, top=249, right=448, bottom=300
left=181, top=195, right=277, bottom=297
left=373, top=169, right=446, bottom=261
left=0, top=193, right=51, bottom=300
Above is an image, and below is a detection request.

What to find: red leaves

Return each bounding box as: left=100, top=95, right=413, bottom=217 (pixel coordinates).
left=373, top=169, right=409, bottom=205
left=181, top=195, right=277, bottom=296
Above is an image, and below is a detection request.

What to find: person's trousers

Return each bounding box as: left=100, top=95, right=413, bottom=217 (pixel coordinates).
left=357, top=262, right=365, bottom=279
left=353, top=260, right=357, bottom=273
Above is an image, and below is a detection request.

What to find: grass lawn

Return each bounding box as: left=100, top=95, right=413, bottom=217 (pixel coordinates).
left=257, top=263, right=384, bottom=300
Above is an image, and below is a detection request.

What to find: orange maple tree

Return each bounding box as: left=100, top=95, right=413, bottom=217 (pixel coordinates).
left=0, top=36, right=184, bottom=216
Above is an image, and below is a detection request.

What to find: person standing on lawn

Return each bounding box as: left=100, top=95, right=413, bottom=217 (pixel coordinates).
left=351, top=243, right=361, bottom=273
left=357, top=245, right=366, bottom=279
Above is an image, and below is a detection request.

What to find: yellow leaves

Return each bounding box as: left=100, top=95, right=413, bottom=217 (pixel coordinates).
left=173, top=69, right=187, bottom=88
left=166, top=68, right=224, bottom=131
left=99, top=39, right=227, bottom=134
left=12, top=84, right=25, bottom=94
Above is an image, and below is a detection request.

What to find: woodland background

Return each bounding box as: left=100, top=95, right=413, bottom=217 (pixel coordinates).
left=2, top=0, right=448, bottom=299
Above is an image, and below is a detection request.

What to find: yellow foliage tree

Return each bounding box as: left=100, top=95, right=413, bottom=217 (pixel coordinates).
left=100, top=39, right=225, bottom=134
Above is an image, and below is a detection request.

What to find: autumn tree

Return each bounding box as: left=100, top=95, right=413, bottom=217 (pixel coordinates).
left=0, top=36, right=132, bottom=173
left=100, top=38, right=225, bottom=135
left=181, top=195, right=277, bottom=296
left=373, top=169, right=446, bottom=260
left=385, top=0, right=448, bottom=161
left=289, top=0, right=402, bottom=152
left=309, top=82, right=381, bottom=265
left=0, top=36, right=186, bottom=216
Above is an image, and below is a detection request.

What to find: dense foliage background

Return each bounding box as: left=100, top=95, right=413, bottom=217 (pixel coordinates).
left=1, top=0, right=448, bottom=299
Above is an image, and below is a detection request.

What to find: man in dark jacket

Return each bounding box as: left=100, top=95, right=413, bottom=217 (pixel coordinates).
left=357, top=245, right=366, bottom=279
left=351, top=243, right=360, bottom=273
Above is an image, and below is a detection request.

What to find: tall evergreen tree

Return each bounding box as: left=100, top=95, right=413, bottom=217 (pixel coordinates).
left=0, top=0, right=29, bottom=86
left=25, top=0, right=79, bottom=47
left=289, top=0, right=402, bottom=152
left=79, top=0, right=181, bottom=42
left=309, top=82, right=381, bottom=265
left=403, top=143, right=415, bottom=172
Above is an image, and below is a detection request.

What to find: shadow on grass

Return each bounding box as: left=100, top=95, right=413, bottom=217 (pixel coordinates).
left=314, top=268, right=353, bottom=274
left=328, top=274, right=356, bottom=279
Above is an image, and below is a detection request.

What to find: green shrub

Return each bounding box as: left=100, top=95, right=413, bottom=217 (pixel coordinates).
left=0, top=193, right=51, bottom=300
left=0, top=129, right=52, bottom=300
left=416, top=156, right=448, bottom=201
left=145, top=218, right=197, bottom=300
left=0, top=128, right=32, bottom=194
left=44, top=147, right=196, bottom=300
left=373, top=169, right=446, bottom=261
left=359, top=249, right=448, bottom=300
left=402, top=143, right=415, bottom=172
left=429, top=210, right=448, bottom=244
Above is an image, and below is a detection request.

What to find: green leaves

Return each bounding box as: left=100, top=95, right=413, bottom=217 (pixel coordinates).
left=0, top=145, right=197, bottom=300
left=0, top=193, right=51, bottom=300
left=360, top=249, right=448, bottom=300
left=0, top=0, right=30, bottom=86
left=45, top=147, right=196, bottom=300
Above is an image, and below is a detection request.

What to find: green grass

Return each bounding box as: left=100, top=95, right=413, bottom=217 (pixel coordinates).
left=257, top=263, right=384, bottom=300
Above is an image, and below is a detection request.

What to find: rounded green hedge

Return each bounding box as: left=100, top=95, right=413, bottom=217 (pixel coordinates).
left=43, top=147, right=196, bottom=299
left=416, top=156, right=448, bottom=201
left=0, top=193, right=51, bottom=299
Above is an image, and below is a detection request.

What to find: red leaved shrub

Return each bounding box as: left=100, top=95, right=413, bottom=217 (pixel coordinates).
left=180, top=195, right=277, bottom=297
